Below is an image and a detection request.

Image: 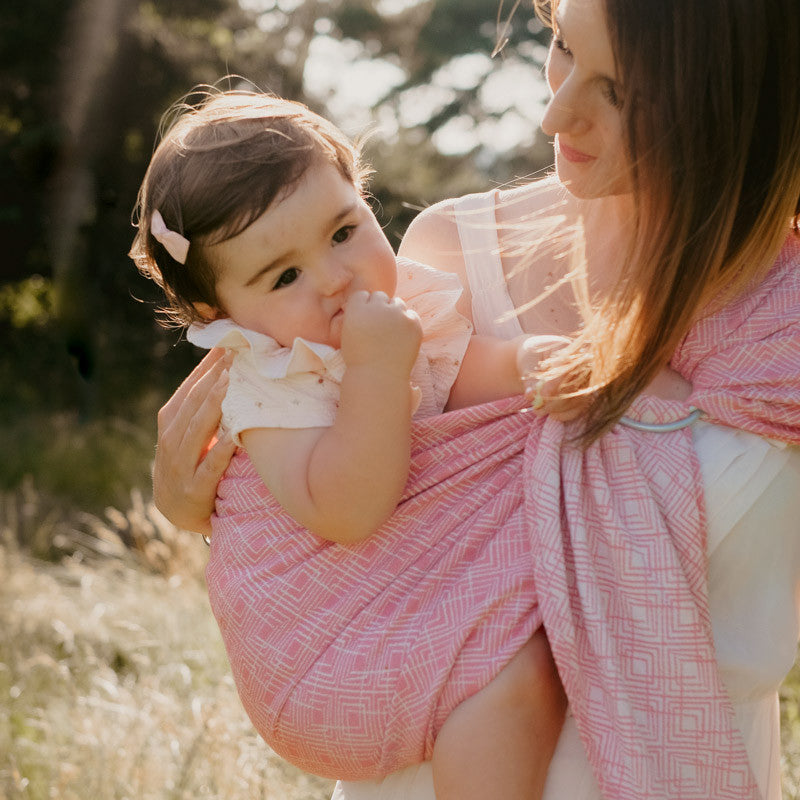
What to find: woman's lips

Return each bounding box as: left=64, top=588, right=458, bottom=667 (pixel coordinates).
left=557, top=138, right=596, bottom=164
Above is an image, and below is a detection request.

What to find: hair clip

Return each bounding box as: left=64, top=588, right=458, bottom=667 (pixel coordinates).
left=151, top=210, right=190, bottom=264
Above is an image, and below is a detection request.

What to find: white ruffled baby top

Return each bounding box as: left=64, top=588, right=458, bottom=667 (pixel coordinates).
left=187, top=257, right=473, bottom=443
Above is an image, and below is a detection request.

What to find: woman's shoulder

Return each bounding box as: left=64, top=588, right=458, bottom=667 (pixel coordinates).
left=494, top=174, right=575, bottom=221
left=397, top=196, right=462, bottom=267
left=398, top=198, right=474, bottom=319
left=398, top=176, right=573, bottom=267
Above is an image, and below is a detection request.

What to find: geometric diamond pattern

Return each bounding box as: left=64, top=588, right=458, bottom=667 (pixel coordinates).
left=208, top=397, right=542, bottom=780
left=206, top=235, right=799, bottom=796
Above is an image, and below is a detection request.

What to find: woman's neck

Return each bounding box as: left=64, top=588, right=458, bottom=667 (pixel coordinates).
left=578, top=193, right=635, bottom=300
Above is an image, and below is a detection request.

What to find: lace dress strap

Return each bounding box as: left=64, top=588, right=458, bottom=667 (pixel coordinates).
left=452, top=192, right=524, bottom=340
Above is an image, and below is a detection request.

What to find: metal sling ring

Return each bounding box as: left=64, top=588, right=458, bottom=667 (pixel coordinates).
left=618, top=406, right=704, bottom=433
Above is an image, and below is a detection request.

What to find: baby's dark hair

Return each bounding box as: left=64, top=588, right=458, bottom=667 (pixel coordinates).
left=130, top=90, right=371, bottom=327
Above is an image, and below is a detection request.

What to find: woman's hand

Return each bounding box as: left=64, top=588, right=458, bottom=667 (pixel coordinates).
left=153, top=348, right=237, bottom=536
left=519, top=335, right=693, bottom=422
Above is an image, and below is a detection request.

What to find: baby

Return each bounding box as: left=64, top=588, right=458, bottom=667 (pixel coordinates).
left=131, top=90, right=565, bottom=799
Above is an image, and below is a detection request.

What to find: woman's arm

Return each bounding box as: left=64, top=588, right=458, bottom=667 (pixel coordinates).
left=398, top=181, right=570, bottom=324
left=152, top=348, right=237, bottom=535
left=242, top=291, right=422, bottom=545
left=400, top=199, right=577, bottom=414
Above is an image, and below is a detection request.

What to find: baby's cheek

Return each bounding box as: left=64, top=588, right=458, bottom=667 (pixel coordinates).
left=379, top=255, right=401, bottom=297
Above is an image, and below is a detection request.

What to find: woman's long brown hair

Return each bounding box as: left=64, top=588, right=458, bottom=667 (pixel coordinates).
left=534, top=0, right=800, bottom=443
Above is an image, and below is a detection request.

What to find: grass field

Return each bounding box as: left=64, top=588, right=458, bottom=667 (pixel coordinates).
left=1, top=488, right=798, bottom=799
left=0, top=542, right=335, bottom=800
left=783, top=658, right=800, bottom=800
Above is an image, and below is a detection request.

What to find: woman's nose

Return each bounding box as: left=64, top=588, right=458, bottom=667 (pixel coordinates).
left=541, top=75, right=590, bottom=139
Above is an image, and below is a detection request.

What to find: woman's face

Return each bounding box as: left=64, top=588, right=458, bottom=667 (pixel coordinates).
left=541, top=0, right=631, bottom=199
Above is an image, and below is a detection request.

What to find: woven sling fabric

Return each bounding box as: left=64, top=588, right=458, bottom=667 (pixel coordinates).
left=207, top=237, right=799, bottom=797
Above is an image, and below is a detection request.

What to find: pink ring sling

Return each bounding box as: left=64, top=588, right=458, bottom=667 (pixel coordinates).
left=207, top=238, right=800, bottom=799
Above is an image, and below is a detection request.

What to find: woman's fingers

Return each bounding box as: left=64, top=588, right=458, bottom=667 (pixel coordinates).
left=158, top=348, right=229, bottom=432
left=195, top=429, right=238, bottom=489
left=156, top=430, right=236, bottom=538
left=181, top=365, right=230, bottom=466
left=153, top=349, right=234, bottom=533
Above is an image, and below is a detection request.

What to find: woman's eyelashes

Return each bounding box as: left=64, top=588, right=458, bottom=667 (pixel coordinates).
left=602, top=80, right=621, bottom=108
left=553, top=36, right=572, bottom=57
left=551, top=38, right=621, bottom=108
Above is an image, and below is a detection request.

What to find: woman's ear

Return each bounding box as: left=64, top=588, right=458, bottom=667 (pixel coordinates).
left=193, top=302, right=225, bottom=321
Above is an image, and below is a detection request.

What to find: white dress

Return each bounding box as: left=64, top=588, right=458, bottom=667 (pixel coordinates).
left=334, top=192, right=800, bottom=800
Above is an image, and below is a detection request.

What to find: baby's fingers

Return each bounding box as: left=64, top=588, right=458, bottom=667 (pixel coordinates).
left=543, top=397, right=590, bottom=422
left=517, top=335, right=571, bottom=380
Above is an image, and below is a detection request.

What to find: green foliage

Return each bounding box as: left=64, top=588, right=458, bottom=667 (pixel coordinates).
left=782, top=659, right=800, bottom=798
left=0, top=415, right=156, bottom=519
left=0, top=275, right=54, bottom=328
left=1, top=0, right=553, bottom=514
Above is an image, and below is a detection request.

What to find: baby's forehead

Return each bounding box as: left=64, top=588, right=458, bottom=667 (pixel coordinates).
left=211, top=160, right=364, bottom=257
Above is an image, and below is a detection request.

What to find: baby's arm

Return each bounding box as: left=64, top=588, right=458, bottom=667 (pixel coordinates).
left=241, top=291, right=422, bottom=546
left=446, top=334, right=568, bottom=411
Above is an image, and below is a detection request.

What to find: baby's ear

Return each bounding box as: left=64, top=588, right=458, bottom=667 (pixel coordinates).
left=193, top=302, right=225, bottom=322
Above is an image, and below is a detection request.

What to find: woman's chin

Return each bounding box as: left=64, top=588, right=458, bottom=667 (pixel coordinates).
left=555, top=162, right=630, bottom=200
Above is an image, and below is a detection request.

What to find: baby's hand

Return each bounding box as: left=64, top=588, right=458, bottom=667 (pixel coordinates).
left=341, top=291, right=422, bottom=374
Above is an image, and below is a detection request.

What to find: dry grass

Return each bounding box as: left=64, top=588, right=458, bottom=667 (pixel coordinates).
left=0, top=481, right=798, bottom=799
left=0, top=485, right=335, bottom=800
left=783, top=659, right=800, bottom=800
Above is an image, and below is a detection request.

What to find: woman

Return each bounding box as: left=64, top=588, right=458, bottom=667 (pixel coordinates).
left=153, top=0, right=800, bottom=797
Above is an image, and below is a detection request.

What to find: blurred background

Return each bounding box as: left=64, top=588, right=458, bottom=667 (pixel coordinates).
left=0, top=1, right=556, bottom=796
left=0, top=0, right=554, bottom=522
left=0, top=0, right=797, bottom=798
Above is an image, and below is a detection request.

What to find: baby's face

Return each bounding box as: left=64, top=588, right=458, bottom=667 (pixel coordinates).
left=202, top=161, right=397, bottom=348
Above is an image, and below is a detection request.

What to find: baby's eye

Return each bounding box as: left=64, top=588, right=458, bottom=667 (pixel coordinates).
left=332, top=225, right=355, bottom=245
left=273, top=267, right=300, bottom=289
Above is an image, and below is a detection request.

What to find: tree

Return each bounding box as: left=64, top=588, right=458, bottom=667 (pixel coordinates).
left=1, top=0, right=553, bottom=424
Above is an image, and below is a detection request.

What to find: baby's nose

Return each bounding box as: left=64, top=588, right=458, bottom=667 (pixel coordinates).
left=319, top=261, right=352, bottom=295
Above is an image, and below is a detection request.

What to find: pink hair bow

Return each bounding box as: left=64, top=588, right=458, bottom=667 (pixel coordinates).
left=151, top=210, right=190, bottom=264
